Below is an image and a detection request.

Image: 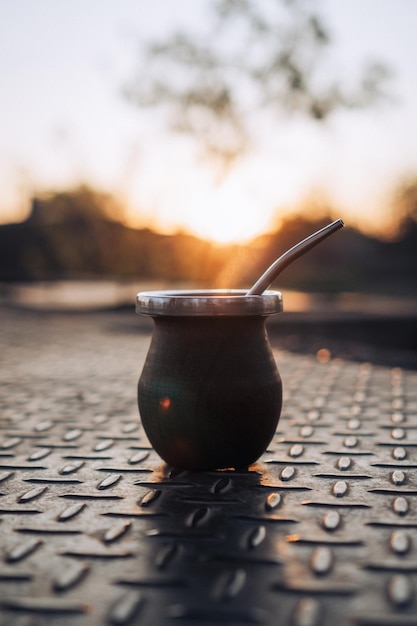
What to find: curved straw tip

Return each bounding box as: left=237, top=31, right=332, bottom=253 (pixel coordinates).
left=246, top=217, right=346, bottom=296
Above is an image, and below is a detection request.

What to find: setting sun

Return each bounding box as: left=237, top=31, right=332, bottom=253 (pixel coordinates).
left=185, top=181, right=273, bottom=244
left=125, top=158, right=280, bottom=245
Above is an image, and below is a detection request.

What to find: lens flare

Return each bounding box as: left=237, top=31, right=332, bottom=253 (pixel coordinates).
left=159, top=397, right=171, bottom=410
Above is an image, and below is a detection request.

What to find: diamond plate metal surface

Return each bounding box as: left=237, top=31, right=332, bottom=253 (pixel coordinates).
left=1, top=308, right=417, bottom=625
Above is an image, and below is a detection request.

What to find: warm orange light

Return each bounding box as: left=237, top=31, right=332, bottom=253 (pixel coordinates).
left=125, top=165, right=276, bottom=244
left=159, top=397, right=171, bottom=410
left=316, top=348, right=331, bottom=363
left=188, top=181, right=272, bottom=244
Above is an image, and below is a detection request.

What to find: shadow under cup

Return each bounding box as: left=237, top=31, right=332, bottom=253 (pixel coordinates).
left=136, top=290, right=283, bottom=471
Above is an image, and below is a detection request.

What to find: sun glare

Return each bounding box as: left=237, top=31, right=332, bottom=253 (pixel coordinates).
left=185, top=181, right=272, bottom=244
left=127, top=169, right=280, bottom=244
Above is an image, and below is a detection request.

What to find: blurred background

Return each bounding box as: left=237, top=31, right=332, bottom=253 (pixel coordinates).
left=1, top=0, right=416, bottom=366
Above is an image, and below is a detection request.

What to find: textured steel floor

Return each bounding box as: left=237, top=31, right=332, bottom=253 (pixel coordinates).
left=1, top=307, right=417, bottom=625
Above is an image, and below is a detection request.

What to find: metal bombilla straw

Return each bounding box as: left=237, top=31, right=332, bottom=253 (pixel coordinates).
left=247, top=219, right=345, bottom=296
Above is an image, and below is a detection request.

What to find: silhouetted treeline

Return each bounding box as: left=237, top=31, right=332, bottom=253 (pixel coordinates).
left=0, top=188, right=233, bottom=285
left=1, top=186, right=417, bottom=295
left=248, top=216, right=417, bottom=295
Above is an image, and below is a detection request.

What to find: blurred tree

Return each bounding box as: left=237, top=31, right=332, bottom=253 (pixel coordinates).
left=28, top=185, right=126, bottom=226
left=126, top=0, right=390, bottom=172
left=25, top=186, right=127, bottom=277
left=391, top=177, right=417, bottom=234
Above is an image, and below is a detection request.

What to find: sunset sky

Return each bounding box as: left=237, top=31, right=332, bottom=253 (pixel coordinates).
left=1, top=0, right=417, bottom=243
